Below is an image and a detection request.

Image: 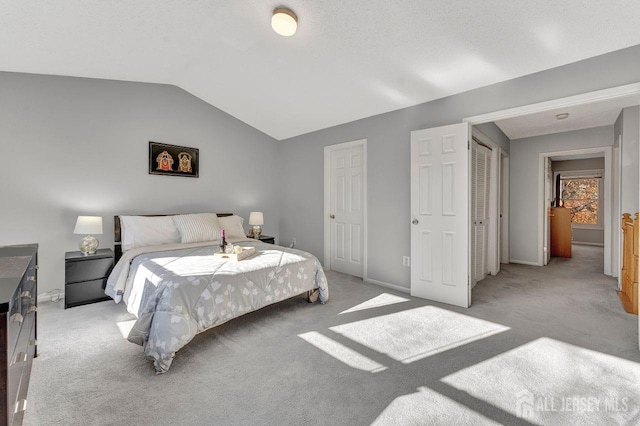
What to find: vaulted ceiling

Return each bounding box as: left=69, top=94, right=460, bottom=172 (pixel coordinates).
left=2, top=1, right=640, bottom=140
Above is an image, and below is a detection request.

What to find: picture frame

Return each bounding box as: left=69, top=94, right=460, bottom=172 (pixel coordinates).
left=149, top=141, right=199, bottom=178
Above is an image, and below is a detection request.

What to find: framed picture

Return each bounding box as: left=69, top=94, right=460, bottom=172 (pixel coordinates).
left=149, top=141, right=199, bottom=178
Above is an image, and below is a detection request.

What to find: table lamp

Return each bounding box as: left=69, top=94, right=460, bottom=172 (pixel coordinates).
left=74, top=216, right=103, bottom=255
left=249, top=212, right=264, bottom=238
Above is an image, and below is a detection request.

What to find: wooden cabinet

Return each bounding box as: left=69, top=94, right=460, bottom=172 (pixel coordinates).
left=0, top=243, right=38, bottom=426
left=65, top=249, right=114, bottom=309
left=550, top=207, right=572, bottom=258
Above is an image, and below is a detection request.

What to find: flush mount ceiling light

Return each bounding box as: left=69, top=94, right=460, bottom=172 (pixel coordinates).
left=555, top=113, right=570, bottom=120
left=272, top=8, right=297, bottom=36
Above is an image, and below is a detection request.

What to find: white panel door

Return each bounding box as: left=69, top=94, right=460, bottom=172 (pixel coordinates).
left=410, top=123, right=470, bottom=308
left=471, top=142, right=491, bottom=285
left=330, top=145, right=363, bottom=277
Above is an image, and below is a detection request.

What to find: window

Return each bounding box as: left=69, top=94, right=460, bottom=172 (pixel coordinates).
left=560, top=175, right=602, bottom=227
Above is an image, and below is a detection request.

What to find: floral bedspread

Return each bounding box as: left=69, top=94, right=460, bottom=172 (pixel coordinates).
left=110, top=240, right=328, bottom=373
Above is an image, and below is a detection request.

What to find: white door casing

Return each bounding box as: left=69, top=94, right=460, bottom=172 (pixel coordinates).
left=410, top=123, right=470, bottom=308
left=544, top=157, right=553, bottom=266
left=487, top=146, right=501, bottom=275
left=500, top=154, right=510, bottom=264
left=326, top=142, right=365, bottom=277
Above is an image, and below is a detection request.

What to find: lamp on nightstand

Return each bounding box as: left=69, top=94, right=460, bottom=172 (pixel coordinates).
left=249, top=212, right=264, bottom=238
left=73, top=216, right=103, bottom=255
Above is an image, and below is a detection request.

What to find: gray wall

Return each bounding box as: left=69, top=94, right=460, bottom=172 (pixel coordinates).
left=510, top=126, right=613, bottom=262
left=552, top=158, right=605, bottom=245
left=0, top=72, right=280, bottom=296
left=3, top=45, right=640, bottom=296
left=553, top=158, right=604, bottom=172
left=616, top=106, right=640, bottom=214
left=279, top=44, right=640, bottom=290
left=475, top=122, right=510, bottom=154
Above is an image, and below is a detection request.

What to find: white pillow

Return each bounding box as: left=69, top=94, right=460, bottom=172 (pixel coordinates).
left=172, top=213, right=222, bottom=243
left=120, top=216, right=181, bottom=251
left=218, top=215, right=246, bottom=239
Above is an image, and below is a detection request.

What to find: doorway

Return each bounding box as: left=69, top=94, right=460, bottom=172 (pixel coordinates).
left=323, top=139, right=367, bottom=278
left=540, top=147, right=612, bottom=275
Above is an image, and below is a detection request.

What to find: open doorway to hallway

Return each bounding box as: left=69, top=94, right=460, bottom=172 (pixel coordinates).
left=464, top=83, right=639, bottom=349
left=468, top=90, right=639, bottom=315
left=543, top=150, right=609, bottom=276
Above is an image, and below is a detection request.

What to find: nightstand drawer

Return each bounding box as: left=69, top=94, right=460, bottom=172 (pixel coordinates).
left=248, top=235, right=275, bottom=245
left=65, top=257, right=113, bottom=283
left=65, top=279, right=110, bottom=308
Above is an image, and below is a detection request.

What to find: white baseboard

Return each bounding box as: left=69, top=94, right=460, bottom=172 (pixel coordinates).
left=509, top=259, right=540, bottom=266
left=365, top=278, right=410, bottom=294
left=38, top=291, right=65, bottom=303
left=572, top=241, right=605, bottom=247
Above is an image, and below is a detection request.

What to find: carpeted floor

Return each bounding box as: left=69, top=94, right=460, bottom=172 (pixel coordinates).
left=25, top=245, right=640, bottom=425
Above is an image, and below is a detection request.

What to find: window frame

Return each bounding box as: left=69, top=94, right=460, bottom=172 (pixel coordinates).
left=555, top=169, right=604, bottom=230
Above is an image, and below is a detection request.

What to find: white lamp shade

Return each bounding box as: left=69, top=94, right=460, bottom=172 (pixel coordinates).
left=271, top=8, right=297, bottom=36
left=249, top=212, right=264, bottom=226
left=74, top=216, right=103, bottom=235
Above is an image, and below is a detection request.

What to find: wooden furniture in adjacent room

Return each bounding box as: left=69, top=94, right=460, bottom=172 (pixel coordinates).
left=550, top=206, right=572, bottom=258
left=620, top=213, right=638, bottom=315
left=0, top=243, right=38, bottom=425
left=65, top=249, right=114, bottom=309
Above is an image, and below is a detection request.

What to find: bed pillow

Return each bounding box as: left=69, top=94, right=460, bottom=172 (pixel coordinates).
left=217, top=215, right=246, bottom=239
left=172, top=213, right=222, bottom=243
left=120, top=215, right=181, bottom=251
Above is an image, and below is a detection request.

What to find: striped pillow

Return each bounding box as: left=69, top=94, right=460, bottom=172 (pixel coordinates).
left=172, top=213, right=222, bottom=243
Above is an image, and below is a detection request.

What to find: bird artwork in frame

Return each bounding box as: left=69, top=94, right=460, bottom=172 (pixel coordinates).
left=149, top=141, right=199, bottom=178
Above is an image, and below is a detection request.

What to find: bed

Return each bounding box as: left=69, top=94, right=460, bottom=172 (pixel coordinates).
left=105, top=213, right=329, bottom=373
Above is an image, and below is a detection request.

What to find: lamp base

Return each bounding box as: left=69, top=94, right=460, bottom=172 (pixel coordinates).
left=79, top=235, right=99, bottom=255
left=251, top=225, right=262, bottom=238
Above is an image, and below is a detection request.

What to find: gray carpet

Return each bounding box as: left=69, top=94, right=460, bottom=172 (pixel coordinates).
left=25, top=245, right=640, bottom=425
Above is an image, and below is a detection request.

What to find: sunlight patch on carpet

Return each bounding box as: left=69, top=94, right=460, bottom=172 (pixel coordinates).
left=372, top=386, right=500, bottom=425
left=339, top=293, right=410, bottom=315
left=299, top=331, right=387, bottom=373
left=441, top=338, right=640, bottom=424
left=330, top=306, right=509, bottom=363
left=116, top=319, right=136, bottom=338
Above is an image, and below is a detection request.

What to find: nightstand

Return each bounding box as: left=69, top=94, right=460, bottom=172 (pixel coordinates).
left=65, top=249, right=114, bottom=309
left=248, top=235, right=275, bottom=245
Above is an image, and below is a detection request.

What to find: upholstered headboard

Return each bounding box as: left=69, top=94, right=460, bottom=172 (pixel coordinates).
left=114, top=213, right=233, bottom=262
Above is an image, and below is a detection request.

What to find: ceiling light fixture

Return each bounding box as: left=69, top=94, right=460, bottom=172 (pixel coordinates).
left=555, top=113, right=570, bottom=120
left=272, top=8, right=297, bottom=37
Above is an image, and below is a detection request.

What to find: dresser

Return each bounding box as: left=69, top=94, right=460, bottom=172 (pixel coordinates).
left=550, top=207, right=572, bottom=258
left=65, top=249, right=114, bottom=309
left=0, top=244, right=38, bottom=426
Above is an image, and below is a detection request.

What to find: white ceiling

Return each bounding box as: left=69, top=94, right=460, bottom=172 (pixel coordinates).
left=2, top=1, right=640, bottom=140
left=494, top=93, right=640, bottom=140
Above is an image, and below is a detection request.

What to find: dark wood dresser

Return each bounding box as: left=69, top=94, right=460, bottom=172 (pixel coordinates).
left=0, top=244, right=38, bottom=426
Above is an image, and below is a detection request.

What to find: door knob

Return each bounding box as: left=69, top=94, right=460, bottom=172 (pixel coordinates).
left=412, top=219, right=419, bottom=225
left=330, top=214, right=335, bottom=219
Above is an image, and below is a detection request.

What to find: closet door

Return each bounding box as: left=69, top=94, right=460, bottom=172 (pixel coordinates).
left=471, top=142, right=491, bottom=284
